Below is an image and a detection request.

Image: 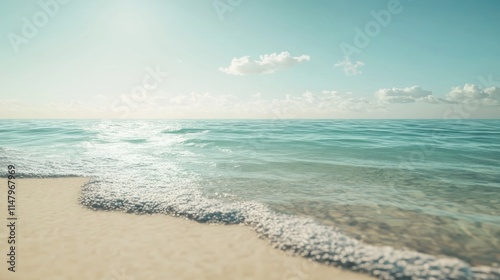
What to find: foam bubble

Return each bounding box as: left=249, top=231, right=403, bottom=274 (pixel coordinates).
left=79, top=179, right=500, bottom=280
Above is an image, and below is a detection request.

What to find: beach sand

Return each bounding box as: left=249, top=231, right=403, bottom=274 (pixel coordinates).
left=0, top=178, right=374, bottom=280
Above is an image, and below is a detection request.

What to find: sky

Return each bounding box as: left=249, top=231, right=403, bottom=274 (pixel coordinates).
left=1, top=0, right=499, bottom=119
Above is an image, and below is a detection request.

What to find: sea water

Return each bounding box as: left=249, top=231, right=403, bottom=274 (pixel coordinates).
left=1, top=119, right=499, bottom=280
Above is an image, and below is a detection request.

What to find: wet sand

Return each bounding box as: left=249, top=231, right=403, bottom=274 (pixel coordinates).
left=0, top=178, right=374, bottom=280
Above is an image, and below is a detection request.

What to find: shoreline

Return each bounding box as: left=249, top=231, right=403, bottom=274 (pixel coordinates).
left=0, top=178, right=374, bottom=280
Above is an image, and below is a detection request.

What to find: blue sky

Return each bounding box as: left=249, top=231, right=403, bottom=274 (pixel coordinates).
left=1, top=0, right=499, bottom=118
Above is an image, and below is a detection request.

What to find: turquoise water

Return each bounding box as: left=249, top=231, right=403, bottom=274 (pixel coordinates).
left=1, top=119, right=499, bottom=280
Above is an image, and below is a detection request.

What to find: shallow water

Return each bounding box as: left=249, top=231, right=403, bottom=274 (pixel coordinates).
left=1, top=119, right=499, bottom=279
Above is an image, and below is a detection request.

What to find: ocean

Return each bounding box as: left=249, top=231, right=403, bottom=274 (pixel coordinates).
left=1, top=119, right=499, bottom=280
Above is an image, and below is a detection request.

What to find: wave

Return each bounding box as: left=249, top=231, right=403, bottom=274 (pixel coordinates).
left=123, top=138, right=148, bottom=144
left=78, top=179, right=500, bottom=280
left=162, top=128, right=208, bottom=134
left=0, top=173, right=83, bottom=179
left=3, top=119, right=500, bottom=280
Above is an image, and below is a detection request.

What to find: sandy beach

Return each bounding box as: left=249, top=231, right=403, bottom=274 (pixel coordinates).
left=0, top=178, right=374, bottom=280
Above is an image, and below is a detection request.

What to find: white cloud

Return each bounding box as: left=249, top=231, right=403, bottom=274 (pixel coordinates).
left=334, top=56, right=365, bottom=76
left=0, top=99, right=22, bottom=111
left=375, top=84, right=500, bottom=106
left=446, top=84, right=500, bottom=106
left=219, top=51, right=310, bottom=76
left=375, top=86, right=435, bottom=103
left=3, top=85, right=500, bottom=119
left=129, top=90, right=381, bottom=118
left=374, top=84, right=500, bottom=106
left=252, top=92, right=262, bottom=98
left=0, top=99, right=107, bottom=118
